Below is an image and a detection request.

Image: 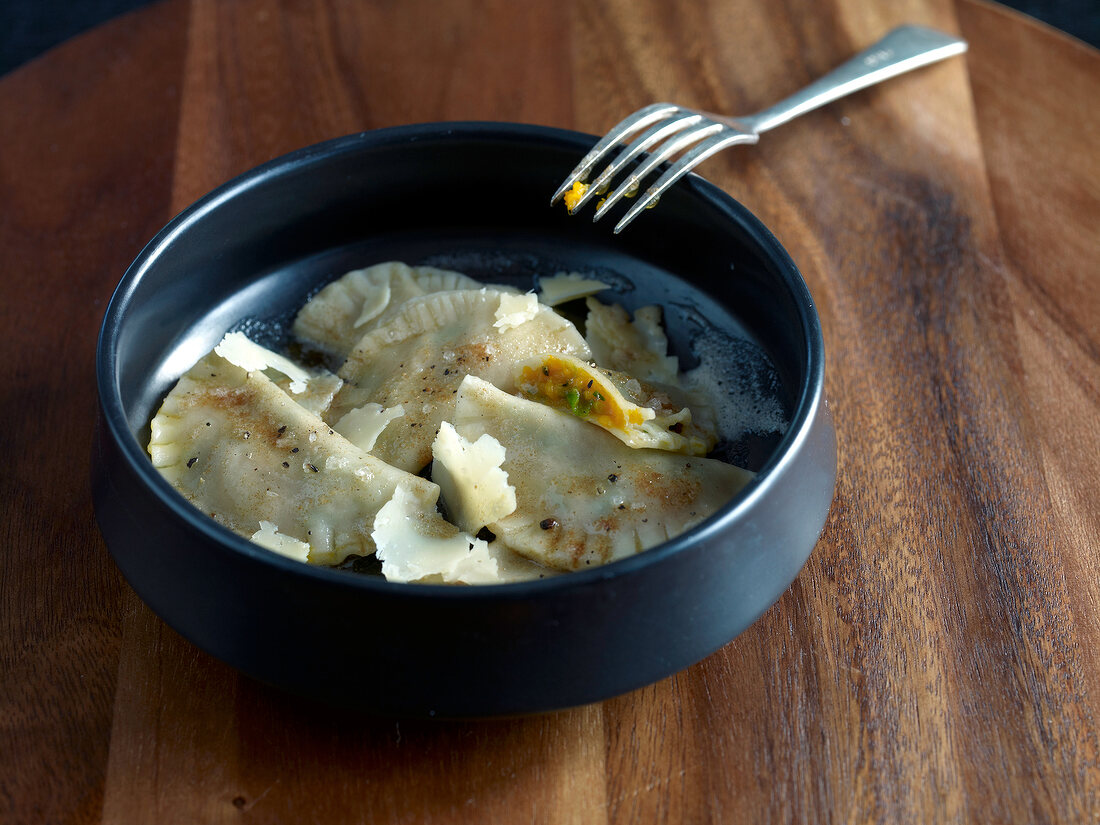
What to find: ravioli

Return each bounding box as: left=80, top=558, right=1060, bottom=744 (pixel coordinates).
left=451, top=375, right=754, bottom=571
left=148, top=348, right=442, bottom=566
left=147, top=260, right=768, bottom=585
left=584, top=298, right=680, bottom=385
left=291, top=261, right=487, bottom=358
left=215, top=330, right=344, bottom=416
left=326, top=287, right=591, bottom=472
left=514, top=353, right=713, bottom=455
left=584, top=299, right=721, bottom=444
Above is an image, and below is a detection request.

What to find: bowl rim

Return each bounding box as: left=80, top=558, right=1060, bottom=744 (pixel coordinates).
left=96, top=120, right=826, bottom=600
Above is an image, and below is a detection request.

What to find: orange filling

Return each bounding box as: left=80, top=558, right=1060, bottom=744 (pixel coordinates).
left=519, top=357, right=644, bottom=429
left=562, top=181, right=588, bottom=211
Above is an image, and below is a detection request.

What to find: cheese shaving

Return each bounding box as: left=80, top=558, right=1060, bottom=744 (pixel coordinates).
left=431, top=421, right=516, bottom=533
left=372, top=484, right=500, bottom=584
left=537, top=272, right=611, bottom=306
left=214, top=331, right=311, bottom=394
left=333, top=403, right=406, bottom=452
left=492, top=292, right=539, bottom=332
left=250, top=521, right=311, bottom=563
left=353, top=282, right=392, bottom=328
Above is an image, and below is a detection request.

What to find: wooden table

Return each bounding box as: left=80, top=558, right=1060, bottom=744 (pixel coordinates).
left=2, top=0, right=1097, bottom=821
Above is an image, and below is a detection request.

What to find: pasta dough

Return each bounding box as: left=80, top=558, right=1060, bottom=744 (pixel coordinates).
left=148, top=262, right=767, bottom=584
left=149, top=348, right=443, bottom=566
left=327, top=287, right=591, bottom=472
left=583, top=298, right=721, bottom=446
left=292, top=261, right=488, bottom=358
left=514, top=353, right=713, bottom=455
left=451, top=375, right=753, bottom=571
left=584, top=298, right=680, bottom=385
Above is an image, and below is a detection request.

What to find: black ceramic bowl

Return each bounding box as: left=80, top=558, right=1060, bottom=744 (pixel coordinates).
left=93, top=122, right=835, bottom=717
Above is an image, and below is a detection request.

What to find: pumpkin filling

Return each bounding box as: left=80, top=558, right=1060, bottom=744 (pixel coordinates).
left=518, top=356, right=647, bottom=430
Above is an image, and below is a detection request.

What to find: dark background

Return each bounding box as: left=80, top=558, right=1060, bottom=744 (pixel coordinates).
left=1, top=0, right=1097, bottom=77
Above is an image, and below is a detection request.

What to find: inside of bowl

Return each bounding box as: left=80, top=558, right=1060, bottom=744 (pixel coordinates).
left=110, top=126, right=814, bottom=480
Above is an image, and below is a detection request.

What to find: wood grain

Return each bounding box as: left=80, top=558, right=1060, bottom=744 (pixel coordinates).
left=960, top=0, right=1100, bottom=708
left=1, top=0, right=1097, bottom=822
left=0, top=3, right=188, bottom=823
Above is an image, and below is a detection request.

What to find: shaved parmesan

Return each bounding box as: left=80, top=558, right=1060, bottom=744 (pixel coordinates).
left=250, top=521, right=311, bottom=563
left=538, top=272, right=610, bottom=306
left=333, top=403, right=406, bottom=452
left=493, top=292, right=539, bottom=332
left=215, top=332, right=312, bottom=394
left=353, top=281, right=392, bottom=328
left=372, top=484, right=500, bottom=584
left=271, top=370, right=343, bottom=416
left=431, top=421, right=516, bottom=533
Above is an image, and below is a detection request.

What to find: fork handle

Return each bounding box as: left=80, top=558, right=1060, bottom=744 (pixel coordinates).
left=737, top=25, right=967, bottom=135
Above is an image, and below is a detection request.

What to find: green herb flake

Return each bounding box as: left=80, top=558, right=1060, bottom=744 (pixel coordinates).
left=565, top=387, right=580, bottom=413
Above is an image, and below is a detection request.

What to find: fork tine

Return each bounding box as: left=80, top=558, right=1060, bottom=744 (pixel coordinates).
left=566, top=113, right=706, bottom=213
left=591, top=121, right=724, bottom=222
left=612, top=131, right=758, bottom=233
left=550, top=103, right=682, bottom=205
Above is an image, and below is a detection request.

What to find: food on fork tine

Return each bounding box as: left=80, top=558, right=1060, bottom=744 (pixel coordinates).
left=562, top=181, right=589, bottom=212
left=553, top=25, right=968, bottom=232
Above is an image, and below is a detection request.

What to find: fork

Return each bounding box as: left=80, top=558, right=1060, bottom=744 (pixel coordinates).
left=552, top=25, right=967, bottom=233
